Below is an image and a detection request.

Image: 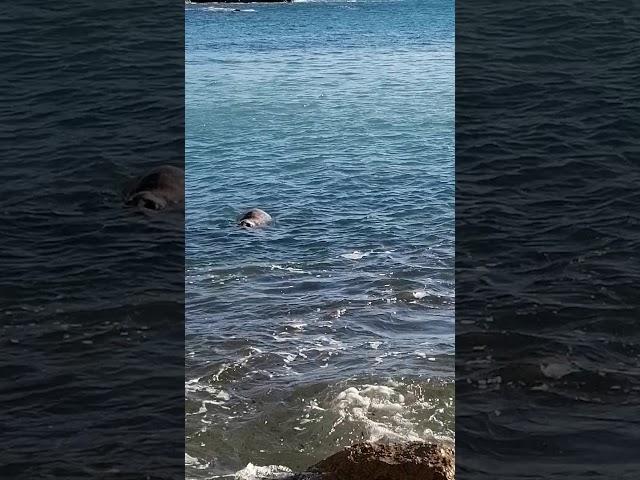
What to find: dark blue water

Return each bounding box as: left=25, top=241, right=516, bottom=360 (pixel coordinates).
left=185, top=0, right=454, bottom=477
left=0, top=1, right=184, bottom=478
left=456, top=1, right=640, bottom=478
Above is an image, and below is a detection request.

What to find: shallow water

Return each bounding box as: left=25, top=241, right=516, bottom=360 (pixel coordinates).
left=186, top=0, right=454, bottom=476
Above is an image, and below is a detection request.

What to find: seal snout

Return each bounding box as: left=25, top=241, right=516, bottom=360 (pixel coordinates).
left=238, top=208, right=272, bottom=229
left=127, top=191, right=166, bottom=211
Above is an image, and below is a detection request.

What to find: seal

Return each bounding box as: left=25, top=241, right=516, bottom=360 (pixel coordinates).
left=238, top=208, right=272, bottom=228
left=124, top=165, right=184, bottom=211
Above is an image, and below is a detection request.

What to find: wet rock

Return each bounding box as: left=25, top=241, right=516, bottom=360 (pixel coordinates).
left=309, top=442, right=455, bottom=480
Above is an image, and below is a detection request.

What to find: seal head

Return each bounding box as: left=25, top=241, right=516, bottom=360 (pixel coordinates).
left=238, top=208, right=272, bottom=228
left=124, top=165, right=184, bottom=212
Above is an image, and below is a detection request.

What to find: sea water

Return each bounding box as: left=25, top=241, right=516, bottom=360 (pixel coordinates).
left=186, top=0, right=454, bottom=476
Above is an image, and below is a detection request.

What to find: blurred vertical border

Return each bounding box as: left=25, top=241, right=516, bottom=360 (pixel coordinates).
left=0, top=1, right=185, bottom=478
left=457, top=1, right=640, bottom=478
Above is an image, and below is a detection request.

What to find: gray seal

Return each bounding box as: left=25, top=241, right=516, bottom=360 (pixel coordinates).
left=238, top=208, right=272, bottom=228
left=124, top=165, right=184, bottom=211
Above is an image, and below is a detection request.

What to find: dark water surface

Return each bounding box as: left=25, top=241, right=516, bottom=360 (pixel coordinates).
left=186, top=0, right=454, bottom=477
left=1, top=1, right=184, bottom=478
left=457, top=1, right=640, bottom=478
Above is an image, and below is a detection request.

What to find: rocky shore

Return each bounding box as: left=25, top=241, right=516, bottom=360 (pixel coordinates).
left=241, top=442, right=454, bottom=480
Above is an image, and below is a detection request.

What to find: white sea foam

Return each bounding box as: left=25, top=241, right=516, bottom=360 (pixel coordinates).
left=331, top=384, right=426, bottom=443
left=205, top=6, right=256, bottom=13
left=185, top=377, right=230, bottom=400
left=286, top=320, right=307, bottom=331
left=340, top=250, right=371, bottom=260
left=185, top=376, right=232, bottom=418
left=185, top=453, right=212, bottom=470
left=234, top=463, right=293, bottom=480
left=275, top=351, right=297, bottom=364
left=270, top=264, right=307, bottom=274
left=205, top=7, right=235, bottom=12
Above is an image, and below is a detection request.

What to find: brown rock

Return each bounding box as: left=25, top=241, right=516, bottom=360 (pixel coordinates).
left=310, top=442, right=454, bottom=480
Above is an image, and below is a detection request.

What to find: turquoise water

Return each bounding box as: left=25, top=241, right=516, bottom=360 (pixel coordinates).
left=186, top=0, right=454, bottom=476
